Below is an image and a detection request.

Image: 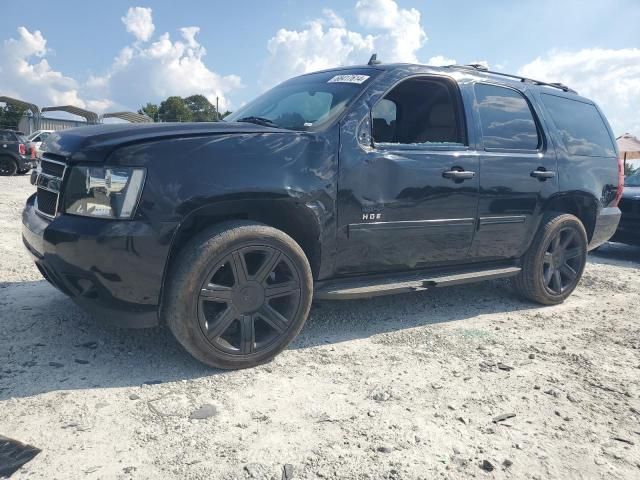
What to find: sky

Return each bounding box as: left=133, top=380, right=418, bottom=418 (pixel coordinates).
left=1, top=0, right=639, bottom=135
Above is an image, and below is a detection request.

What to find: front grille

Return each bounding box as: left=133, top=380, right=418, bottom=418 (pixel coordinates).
left=36, top=188, right=58, bottom=216
left=35, top=157, right=67, bottom=218
left=41, top=159, right=65, bottom=177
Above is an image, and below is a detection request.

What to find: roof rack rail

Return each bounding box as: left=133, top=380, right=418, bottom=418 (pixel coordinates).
left=465, top=63, right=488, bottom=71
left=450, top=64, right=577, bottom=94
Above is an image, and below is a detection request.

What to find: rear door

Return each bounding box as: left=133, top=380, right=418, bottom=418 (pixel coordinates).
left=470, top=83, right=558, bottom=259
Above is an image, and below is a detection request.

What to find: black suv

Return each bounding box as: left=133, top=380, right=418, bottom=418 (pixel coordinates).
left=0, top=129, right=35, bottom=175
left=22, top=63, right=622, bottom=369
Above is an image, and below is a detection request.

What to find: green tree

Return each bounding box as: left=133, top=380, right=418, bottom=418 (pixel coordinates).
left=138, top=103, right=159, bottom=121
left=140, top=95, right=228, bottom=122
left=0, top=103, right=27, bottom=129
left=158, top=96, right=193, bottom=122
left=624, top=161, right=638, bottom=177
left=184, top=94, right=218, bottom=122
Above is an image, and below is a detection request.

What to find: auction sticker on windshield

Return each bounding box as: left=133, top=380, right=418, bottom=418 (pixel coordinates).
left=328, top=74, right=370, bottom=84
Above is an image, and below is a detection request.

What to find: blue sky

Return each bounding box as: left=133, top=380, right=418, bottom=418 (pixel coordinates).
left=1, top=0, right=639, bottom=134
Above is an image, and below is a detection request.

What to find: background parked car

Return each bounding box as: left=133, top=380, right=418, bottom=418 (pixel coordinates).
left=26, top=129, right=54, bottom=158
left=0, top=129, right=35, bottom=176
left=611, top=171, right=640, bottom=245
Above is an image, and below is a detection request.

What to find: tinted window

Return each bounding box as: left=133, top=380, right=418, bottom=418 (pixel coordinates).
left=625, top=173, right=640, bottom=187
left=475, top=84, right=540, bottom=150
left=540, top=94, right=615, bottom=157
left=372, top=77, right=465, bottom=146
left=0, top=131, right=15, bottom=142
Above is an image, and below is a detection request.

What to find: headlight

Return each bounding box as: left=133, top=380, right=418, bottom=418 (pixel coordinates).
left=63, top=166, right=146, bottom=219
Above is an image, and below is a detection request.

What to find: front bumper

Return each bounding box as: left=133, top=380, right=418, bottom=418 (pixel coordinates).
left=22, top=194, right=175, bottom=328
left=589, top=206, right=622, bottom=249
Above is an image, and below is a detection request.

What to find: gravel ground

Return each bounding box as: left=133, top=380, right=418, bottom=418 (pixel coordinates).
left=1, top=175, right=639, bottom=480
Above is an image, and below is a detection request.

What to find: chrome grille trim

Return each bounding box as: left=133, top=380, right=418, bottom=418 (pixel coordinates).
left=35, top=158, right=67, bottom=219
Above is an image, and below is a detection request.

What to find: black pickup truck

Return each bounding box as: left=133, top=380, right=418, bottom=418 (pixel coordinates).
left=22, top=63, right=622, bottom=369
left=0, top=129, right=35, bottom=175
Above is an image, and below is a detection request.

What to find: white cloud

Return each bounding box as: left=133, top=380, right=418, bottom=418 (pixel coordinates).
left=262, top=16, right=374, bottom=88
left=1, top=8, right=242, bottom=114
left=427, top=55, right=456, bottom=66
left=0, top=26, right=88, bottom=109
left=322, top=9, right=346, bottom=28
left=121, top=7, right=155, bottom=42
left=355, top=0, right=426, bottom=63
left=94, top=27, right=242, bottom=111
left=261, top=0, right=426, bottom=88
left=519, top=48, right=640, bottom=136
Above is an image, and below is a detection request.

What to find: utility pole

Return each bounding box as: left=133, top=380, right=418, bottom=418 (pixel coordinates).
left=216, top=96, right=219, bottom=121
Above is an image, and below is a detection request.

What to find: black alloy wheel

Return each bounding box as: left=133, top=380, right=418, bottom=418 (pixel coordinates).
left=512, top=213, right=587, bottom=305
left=197, top=245, right=302, bottom=356
left=164, top=221, right=313, bottom=369
left=541, top=226, right=585, bottom=295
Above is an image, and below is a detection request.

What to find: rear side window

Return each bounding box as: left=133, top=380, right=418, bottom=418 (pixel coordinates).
left=475, top=83, right=540, bottom=151
left=540, top=94, right=615, bottom=157
left=0, top=131, right=15, bottom=142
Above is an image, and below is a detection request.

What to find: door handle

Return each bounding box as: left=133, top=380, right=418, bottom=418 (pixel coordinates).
left=443, top=169, right=475, bottom=181
left=530, top=169, right=556, bottom=180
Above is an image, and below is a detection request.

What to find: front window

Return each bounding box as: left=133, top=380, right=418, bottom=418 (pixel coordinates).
left=371, top=76, right=466, bottom=146
left=225, top=69, right=380, bottom=131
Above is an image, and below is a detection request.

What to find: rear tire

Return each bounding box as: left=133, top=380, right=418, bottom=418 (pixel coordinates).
left=0, top=157, right=17, bottom=176
left=163, top=221, right=313, bottom=369
left=512, top=213, right=587, bottom=305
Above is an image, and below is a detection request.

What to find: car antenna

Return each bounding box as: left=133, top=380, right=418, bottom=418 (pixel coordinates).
left=368, top=54, right=381, bottom=66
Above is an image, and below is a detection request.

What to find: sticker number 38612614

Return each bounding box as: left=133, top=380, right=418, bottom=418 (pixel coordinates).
left=327, top=75, right=370, bottom=84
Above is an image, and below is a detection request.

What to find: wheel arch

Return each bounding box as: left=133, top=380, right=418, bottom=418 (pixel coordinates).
left=160, top=195, right=323, bottom=313
left=542, top=191, right=598, bottom=241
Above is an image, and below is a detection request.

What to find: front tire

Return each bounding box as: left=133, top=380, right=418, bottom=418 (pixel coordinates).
left=512, top=213, right=587, bottom=305
left=164, top=221, right=313, bottom=369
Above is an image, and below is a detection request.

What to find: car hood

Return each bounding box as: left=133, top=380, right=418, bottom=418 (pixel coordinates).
left=42, top=122, right=289, bottom=163
left=622, top=185, right=640, bottom=199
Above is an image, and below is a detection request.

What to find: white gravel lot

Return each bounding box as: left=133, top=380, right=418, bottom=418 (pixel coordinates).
left=1, top=174, right=639, bottom=480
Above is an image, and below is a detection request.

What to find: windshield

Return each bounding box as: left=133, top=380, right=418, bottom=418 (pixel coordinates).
left=625, top=172, right=640, bottom=187
left=226, top=69, right=379, bottom=131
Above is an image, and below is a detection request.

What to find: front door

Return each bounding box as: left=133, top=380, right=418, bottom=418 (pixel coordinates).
left=335, top=75, right=480, bottom=275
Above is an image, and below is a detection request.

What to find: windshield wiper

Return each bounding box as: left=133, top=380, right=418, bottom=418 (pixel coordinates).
left=236, top=116, right=279, bottom=128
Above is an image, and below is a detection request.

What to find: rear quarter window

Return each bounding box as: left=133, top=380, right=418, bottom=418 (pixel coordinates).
left=0, top=131, right=15, bottom=142
left=540, top=93, right=615, bottom=157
